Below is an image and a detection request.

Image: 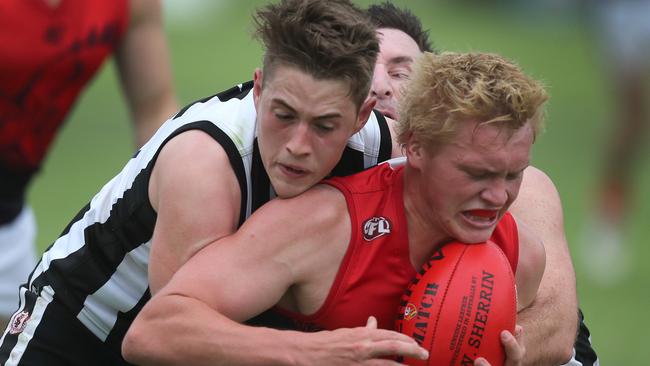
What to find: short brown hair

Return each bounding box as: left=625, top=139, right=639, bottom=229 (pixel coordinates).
left=253, top=0, right=379, bottom=108
left=366, top=2, right=434, bottom=53
left=397, top=52, right=548, bottom=150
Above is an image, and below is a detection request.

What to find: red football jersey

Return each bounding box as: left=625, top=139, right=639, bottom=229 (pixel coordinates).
left=272, top=161, right=519, bottom=331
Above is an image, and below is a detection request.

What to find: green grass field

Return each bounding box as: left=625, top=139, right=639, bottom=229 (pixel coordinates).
left=27, top=1, right=649, bottom=363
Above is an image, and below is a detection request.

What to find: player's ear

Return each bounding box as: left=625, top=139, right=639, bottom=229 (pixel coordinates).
left=354, top=96, right=376, bottom=133
left=253, top=68, right=263, bottom=109
left=405, top=133, right=425, bottom=169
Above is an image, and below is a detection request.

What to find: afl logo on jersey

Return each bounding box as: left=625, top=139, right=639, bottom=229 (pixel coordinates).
left=363, top=216, right=391, bottom=241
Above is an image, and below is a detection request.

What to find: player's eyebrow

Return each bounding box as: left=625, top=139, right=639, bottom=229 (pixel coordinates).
left=271, top=98, right=296, bottom=112
left=272, top=98, right=342, bottom=120
left=459, top=163, right=530, bottom=176
left=387, top=56, right=414, bottom=66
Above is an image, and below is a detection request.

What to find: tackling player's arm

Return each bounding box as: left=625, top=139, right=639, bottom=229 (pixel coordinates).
left=115, top=0, right=178, bottom=147
left=510, top=167, right=578, bottom=365
left=124, top=185, right=428, bottom=365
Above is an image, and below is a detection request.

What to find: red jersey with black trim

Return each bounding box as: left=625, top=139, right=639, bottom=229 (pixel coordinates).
left=0, top=0, right=128, bottom=174
left=272, top=159, right=519, bottom=332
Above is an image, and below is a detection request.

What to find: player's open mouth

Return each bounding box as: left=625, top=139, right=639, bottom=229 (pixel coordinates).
left=279, top=163, right=307, bottom=177
left=375, top=103, right=397, bottom=120
left=462, top=209, right=498, bottom=225
left=377, top=108, right=397, bottom=120
left=381, top=110, right=397, bottom=120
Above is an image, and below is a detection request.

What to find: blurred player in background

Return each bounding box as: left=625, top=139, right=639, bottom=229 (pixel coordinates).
left=0, top=0, right=177, bottom=329
left=366, top=3, right=599, bottom=365
left=580, top=0, right=650, bottom=285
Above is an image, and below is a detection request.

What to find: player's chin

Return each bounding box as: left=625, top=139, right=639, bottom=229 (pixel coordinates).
left=272, top=178, right=315, bottom=199
left=274, top=185, right=306, bottom=199
left=453, top=227, right=495, bottom=244
left=451, top=218, right=498, bottom=243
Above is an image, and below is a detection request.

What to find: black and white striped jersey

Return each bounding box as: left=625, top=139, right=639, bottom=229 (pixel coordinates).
left=23, top=81, right=393, bottom=352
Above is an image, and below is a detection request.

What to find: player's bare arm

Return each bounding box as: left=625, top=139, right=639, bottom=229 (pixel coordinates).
left=148, top=130, right=241, bottom=294
left=124, top=185, right=428, bottom=365
left=116, top=0, right=178, bottom=147
left=510, top=166, right=577, bottom=365
left=513, top=218, right=546, bottom=313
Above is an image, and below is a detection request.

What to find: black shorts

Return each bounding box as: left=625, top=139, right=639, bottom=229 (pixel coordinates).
left=0, top=288, right=132, bottom=366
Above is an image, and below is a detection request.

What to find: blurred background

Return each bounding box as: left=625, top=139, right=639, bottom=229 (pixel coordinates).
left=27, top=0, right=649, bottom=363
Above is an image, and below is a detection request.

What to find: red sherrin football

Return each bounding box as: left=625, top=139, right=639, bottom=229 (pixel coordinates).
left=396, top=240, right=516, bottom=366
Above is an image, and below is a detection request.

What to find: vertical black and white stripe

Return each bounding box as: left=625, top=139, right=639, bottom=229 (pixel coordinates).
left=2, top=81, right=392, bottom=358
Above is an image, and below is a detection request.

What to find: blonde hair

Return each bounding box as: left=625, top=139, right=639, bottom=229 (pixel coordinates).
left=397, top=52, right=548, bottom=150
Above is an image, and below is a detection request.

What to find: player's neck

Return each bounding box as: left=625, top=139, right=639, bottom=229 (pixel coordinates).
left=402, top=171, right=448, bottom=269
